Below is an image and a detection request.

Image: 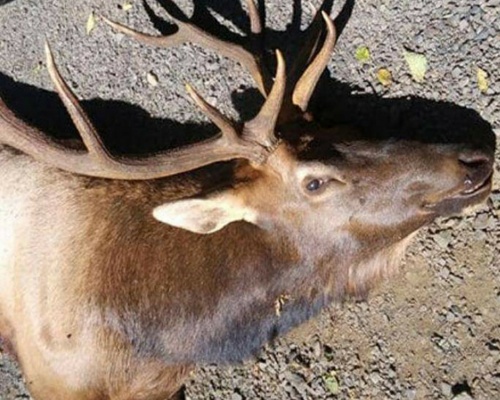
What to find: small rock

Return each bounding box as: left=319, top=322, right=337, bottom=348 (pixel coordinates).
left=473, top=314, right=483, bottom=325
left=312, top=339, right=322, bottom=358
left=474, top=27, right=490, bottom=41
left=369, top=371, right=381, bottom=384
left=490, top=192, right=500, bottom=207
left=443, top=218, right=459, bottom=228
left=406, top=388, right=417, bottom=400
left=458, top=19, right=469, bottom=31
left=441, top=382, right=452, bottom=396
left=146, top=71, right=159, bottom=87
left=452, top=393, right=473, bottom=400
left=469, top=4, right=482, bottom=15
left=451, top=66, right=462, bottom=79
left=446, top=311, right=455, bottom=322
left=450, top=304, right=461, bottom=315
left=206, top=60, right=220, bottom=71
left=473, top=212, right=490, bottom=229
left=434, top=230, right=453, bottom=249
left=439, top=265, right=451, bottom=280
left=473, top=230, right=487, bottom=241
left=284, top=370, right=305, bottom=387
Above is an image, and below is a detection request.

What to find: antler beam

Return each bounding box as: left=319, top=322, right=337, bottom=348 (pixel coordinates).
left=0, top=45, right=286, bottom=180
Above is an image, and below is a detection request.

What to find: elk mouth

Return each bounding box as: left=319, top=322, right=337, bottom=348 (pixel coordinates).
left=423, top=171, right=493, bottom=215
left=459, top=171, right=493, bottom=197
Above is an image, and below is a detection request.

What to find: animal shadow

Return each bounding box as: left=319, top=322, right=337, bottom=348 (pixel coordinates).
left=0, top=0, right=495, bottom=158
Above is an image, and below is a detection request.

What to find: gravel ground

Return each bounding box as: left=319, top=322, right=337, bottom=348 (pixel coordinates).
left=0, top=0, right=499, bottom=399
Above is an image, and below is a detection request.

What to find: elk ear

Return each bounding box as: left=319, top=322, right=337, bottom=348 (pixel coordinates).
left=152, top=194, right=257, bottom=234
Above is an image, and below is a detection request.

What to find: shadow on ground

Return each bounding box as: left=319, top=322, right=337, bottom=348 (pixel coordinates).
left=0, top=0, right=495, bottom=156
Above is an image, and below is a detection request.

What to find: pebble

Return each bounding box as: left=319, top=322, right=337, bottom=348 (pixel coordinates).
left=469, top=5, right=483, bottom=15
left=406, top=388, right=417, bottom=399
left=451, top=66, right=462, bottom=78
left=474, top=27, right=490, bottom=41
left=439, top=265, right=451, bottom=280
left=434, top=230, right=454, bottom=249
left=146, top=71, right=159, bottom=87
left=474, top=213, right=490, bottom=229
left=458, top=19, right=469, bottom=31
left=473, top=230, right=488, bottom=241
left=453, top=393, right=473, bottom=400
left=370, top=372, right=381, bottom=384
left=441, top=382, right=452, bottom=396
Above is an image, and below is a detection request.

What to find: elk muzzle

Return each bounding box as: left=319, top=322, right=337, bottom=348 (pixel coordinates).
left=423, top=146, right=494, bottom=215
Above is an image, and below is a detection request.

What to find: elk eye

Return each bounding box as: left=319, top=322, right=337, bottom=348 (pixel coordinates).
left=306, top=179, right=324, bottom=192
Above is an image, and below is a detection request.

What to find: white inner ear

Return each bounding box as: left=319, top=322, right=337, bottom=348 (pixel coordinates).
left=153, top=195, right=257, bottom=234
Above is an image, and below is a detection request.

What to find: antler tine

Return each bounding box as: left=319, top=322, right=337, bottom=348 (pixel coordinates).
left=184, top=83, right=270, bottom=162
left=247, top=0, right=262, bottom=34
left=102, top=0, right=272, bottom=95
left=0, top=45, right=274, bottom=180
left=101, top=16, right=184, bottom=47
left=185, top=83, right=240, bottom=143
left=287, top=7, right=324, bottom=86
left=243, top=50, right=286, bottom=148
left=0, top=96, right=81, bottom=168
left=292, top=11, right=336, bottom=112
left=44, top=42, right=117, bottom=166
left=0, top=44, right=119, bottom=178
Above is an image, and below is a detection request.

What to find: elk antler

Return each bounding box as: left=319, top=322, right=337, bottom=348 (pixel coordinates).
left=104, top=0, right=337, bottom=122
left=186, top=50, right=285, bottom=150
left=0, top=43, right=285, bottom=180
left=102, top=0, right=272, bottom=95
left=291, top=11, right=336, bottom=112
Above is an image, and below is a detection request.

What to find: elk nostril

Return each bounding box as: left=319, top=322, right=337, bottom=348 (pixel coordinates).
left=458, top=151, right=491, bottom=169
left=459, top=160, right=488, bottom=171
left=457, top=149, right=493, bottom=194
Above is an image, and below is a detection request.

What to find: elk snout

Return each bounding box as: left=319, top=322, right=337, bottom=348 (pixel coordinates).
left=457, top=148, right=494, bottom=195
left=422, top=146, right=493, bottom=215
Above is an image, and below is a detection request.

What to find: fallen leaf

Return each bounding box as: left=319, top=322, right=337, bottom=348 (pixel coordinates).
left=355, top=46, right=371, bottom=64
left=477, top=67, right=489, bottom=93
left=404, top=50, right=427, bottom=82
left=122, top=1, right=133, bottom=11
left=376, top=68, right=392, bottom=86
left=86, top=12, right=96, bottom=35
left=323, top=372, right=340, bottom=394
left=33, top=62, right=43, bottom=75
left=147, top=71, right=159, bottom=87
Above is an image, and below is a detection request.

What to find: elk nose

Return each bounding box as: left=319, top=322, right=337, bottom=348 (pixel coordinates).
left=458, top=149, right=493, bottom=193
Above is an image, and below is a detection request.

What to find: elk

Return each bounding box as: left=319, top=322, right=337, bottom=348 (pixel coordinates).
left=0, top=1, right=494, bottom=399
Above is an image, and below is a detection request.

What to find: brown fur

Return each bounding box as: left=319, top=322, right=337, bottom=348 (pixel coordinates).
left=0, top=4, right=494, bottom=395
left=0, top=128, right=494, bottom=399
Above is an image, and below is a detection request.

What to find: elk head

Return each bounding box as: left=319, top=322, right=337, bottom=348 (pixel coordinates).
left=0, top=0, right=494, bottom=300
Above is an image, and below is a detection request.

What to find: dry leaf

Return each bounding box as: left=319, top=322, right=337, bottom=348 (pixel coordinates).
left=376, top=68, right=392, bottom=86
left=404, top=50, right=427, bottom=82
left=323, top=372, right=340, bottom=395
left=477, top=67, right=489, bottom=93
left=355, top=46, right=371, bottom=64
left=122, top=1, right=133, bottom=11
left=86, top=12, right=96, bottom=35
left=33, top=62, right=43, bottom=75
left=147, top=71, right=159, bottom=87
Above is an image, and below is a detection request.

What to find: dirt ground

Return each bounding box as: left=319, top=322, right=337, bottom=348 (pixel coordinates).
left=0, top=0, right=499, bottom=399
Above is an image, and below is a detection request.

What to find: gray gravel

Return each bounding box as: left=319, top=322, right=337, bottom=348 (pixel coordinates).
left=0, top=0, right=499, bottom=399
